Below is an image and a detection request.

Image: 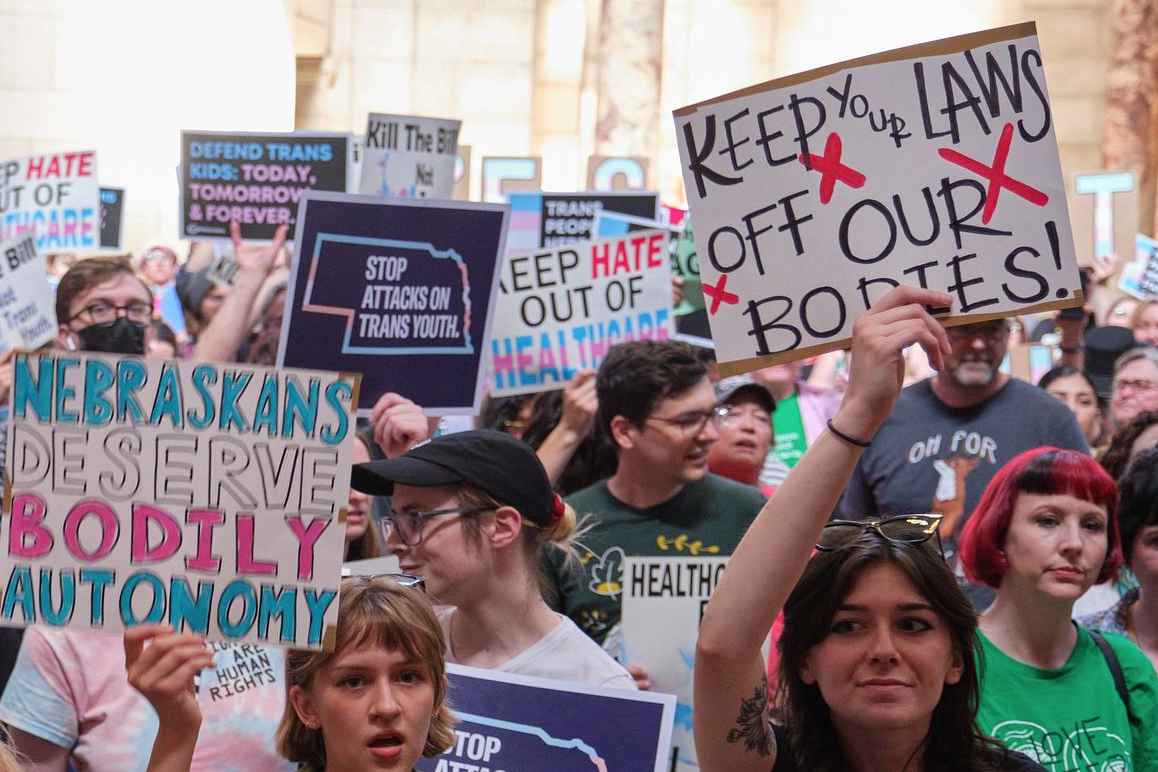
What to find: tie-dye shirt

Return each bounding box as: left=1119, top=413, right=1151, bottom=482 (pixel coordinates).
left=0, top=627, right=294, bottom=772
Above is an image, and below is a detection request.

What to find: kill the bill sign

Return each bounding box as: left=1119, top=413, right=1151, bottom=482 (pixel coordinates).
left=674, top=22, right=1081, bottom=375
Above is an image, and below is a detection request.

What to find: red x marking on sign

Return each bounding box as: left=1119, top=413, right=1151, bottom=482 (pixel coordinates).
left=703, top=273, right=739, bottom=315
left=938, top=122, right=1049, bottom=224
left=798, top=132, right=867, bottom=204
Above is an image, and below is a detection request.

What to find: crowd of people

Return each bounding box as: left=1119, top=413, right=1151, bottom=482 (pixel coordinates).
left=0, top=196, right=1155, bottom=772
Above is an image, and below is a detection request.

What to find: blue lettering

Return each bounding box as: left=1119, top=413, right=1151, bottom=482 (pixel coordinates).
left=187, top=365, right=218, bottom=429
left=83, top=359, right=115, bottom=425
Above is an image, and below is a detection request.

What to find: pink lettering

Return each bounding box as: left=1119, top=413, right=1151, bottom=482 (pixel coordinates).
left=63, top=500, right=118, bottom=561
left=287, top=516, right=330, bottom=581
left=131, top=504, right=182, bottom=563
left=236, top=514, right=277, bottom=576
left=185, top=509, right=224, bottom=572
left=9, top=493, right=53, bottom=558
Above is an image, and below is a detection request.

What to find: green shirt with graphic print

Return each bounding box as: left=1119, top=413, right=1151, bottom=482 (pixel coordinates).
left=545, top=473, right=765, bottom=647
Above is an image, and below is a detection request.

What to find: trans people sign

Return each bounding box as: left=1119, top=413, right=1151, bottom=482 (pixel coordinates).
left=674, top=22, right=1080, bottom=375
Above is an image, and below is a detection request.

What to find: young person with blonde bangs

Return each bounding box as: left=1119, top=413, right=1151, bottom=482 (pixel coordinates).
left=694, top=286, right=1044, bottom=772
left=960, top=447, right=1158, bottom=770
left=351, top=429, right=636, bottom=690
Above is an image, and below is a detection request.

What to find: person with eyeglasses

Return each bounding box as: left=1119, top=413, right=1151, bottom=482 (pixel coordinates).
left=959, top=447, right=1158, bottom=770
left=1110, top=347, right=1158, bottom=432
left=694, top=286, right=1044, bottom=772
left=55, top=255, right=155, bottom=355
left=350, top=429, right=636, bottom=690
left=543, top=339, right=765, bottom=687
left=837, top=315, right=1088, bottom=606
left=0, top=248, right=300, bottom=772
left=706, top=375, right=783, bottom=497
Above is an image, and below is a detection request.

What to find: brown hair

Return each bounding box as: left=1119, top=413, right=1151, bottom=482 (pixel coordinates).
left=345, top=433, right=386, bottom=562
left=54, top=255, right=151, bottom=324
left=776, top=534, right=1012, bottom=772
left=277, top=578, right=456, bottom=767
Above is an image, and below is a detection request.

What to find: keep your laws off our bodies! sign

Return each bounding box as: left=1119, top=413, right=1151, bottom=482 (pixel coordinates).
left=675, top=22, right=1081, bottom=375
left=2, top=354, right=359, bottom=649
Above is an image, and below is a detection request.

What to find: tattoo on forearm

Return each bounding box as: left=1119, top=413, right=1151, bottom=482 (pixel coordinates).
left=725, top=675, right=775, bottom=758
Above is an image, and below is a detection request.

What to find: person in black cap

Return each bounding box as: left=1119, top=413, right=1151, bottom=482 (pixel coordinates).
left=707, top=374, right=782, bottom=496
left=351, top=429, right=635, bottom=690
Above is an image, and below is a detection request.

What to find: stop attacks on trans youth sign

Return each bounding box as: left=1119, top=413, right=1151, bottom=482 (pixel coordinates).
left=278, top=192, right=509, bottom=415
left=674, top=22, right=1081, bottom=375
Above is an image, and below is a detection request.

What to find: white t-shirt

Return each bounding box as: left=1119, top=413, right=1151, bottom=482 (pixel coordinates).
left=439, top=608, right=636, bottom=690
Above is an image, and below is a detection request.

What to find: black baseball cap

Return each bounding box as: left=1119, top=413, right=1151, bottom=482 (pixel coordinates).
left=351, top=429, right=557, bottom=526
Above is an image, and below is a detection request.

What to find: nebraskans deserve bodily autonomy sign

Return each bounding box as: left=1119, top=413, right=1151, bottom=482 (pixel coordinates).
left=674, top=22, right=1081, bottom=375
left=3, top=353, right=359, bottom=649
left=179, top=131, right=354, bottom=240
left=279, top=192, right=509, bottom=415
left=489, top=231, right=674, bottom=397
left=416, top=664, right=676, bottom=772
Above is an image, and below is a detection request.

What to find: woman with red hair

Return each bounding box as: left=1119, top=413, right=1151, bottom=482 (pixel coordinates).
left=959, top=447, right=1157, bottom=770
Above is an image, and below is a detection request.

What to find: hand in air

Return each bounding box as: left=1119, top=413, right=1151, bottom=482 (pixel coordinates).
left=230, top=221, right=288, bottom=277
left=840, top=286, right=952, bottom=437
left=559, top=370, right=598, bottom=439
left=124, top=623, right=214, bottom=728
left=371, top=392, right=433, bottom=458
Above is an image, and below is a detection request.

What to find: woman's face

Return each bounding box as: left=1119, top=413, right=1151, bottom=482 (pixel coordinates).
left=387, top=484, right=484, bottom=604
left=1001, top=492, right=1109, bottom=602
left=290, top=643, right=436, bottom=772
left=800, top=562, right=963, bottom=733
left=1045, top=374, right=1102, bottom=445
left=347, top=440, right=371, bottom=544
left=1131, top=524, right=1158, bottom=593
left=1133, top=303, right=1158, bottom=346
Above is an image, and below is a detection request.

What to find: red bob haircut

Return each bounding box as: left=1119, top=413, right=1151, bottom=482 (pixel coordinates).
left=959, top=447, right=1123, bottom=588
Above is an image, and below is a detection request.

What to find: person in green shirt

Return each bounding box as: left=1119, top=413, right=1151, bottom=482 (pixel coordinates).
left=545, top=339, right=766, bottom=670
left=960, top=446, right=1158, bottom=771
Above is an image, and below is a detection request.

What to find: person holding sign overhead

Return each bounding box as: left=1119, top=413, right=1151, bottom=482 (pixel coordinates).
left=694, top=286, right=1044, bottom=772
left=0, top=248, right=298, bottom=772
left=350, top=430, right=636, bottom=690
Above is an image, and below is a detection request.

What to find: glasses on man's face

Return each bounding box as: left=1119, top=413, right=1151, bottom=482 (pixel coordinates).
left=1114, top=378, right=1158, bottom=395
left=946, top=322, right=1009, bottom=345
left=69, top=301, right=152, bottom=326
left=647, top=405, right=729, bottom=435
left=816, top=514, right=945, bottom=559
left=347, top=572, right=426, bottom=592
left=379, top=506, right=493, bottom=547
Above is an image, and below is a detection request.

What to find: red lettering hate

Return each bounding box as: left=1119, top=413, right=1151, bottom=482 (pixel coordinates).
left=590, top=233, right=669, bottom=279
left=24, top=152, right=95, bottom=180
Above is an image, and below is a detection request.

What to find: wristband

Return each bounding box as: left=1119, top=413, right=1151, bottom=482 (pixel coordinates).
left=827, top=418, right=872, bottom=448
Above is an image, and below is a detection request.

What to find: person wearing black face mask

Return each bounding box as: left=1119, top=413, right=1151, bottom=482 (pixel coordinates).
left=54, top=256, right=154, bottom=356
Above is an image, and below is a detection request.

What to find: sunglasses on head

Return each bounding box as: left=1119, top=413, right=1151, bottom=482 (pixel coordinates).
left=816, top=514, right=945, bottom=558
left=347, top=572, right=426, bottom=592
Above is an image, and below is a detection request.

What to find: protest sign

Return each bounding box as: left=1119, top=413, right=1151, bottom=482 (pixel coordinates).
left=179, top=131, right=354, bottom=241
left=1073, top=171, right=1136, bottom=271
left=594, top=212, right=713, bottom=347
left=586, top=156, right=649, bottom=190
left=507, top=191, right=661, bottom=251
left=358, top=113, right=460, bottom=200
left=481, top=156, right=542, bottom=203
left=0, top=235, right=57, bottom=350
left=2, top=353, right=358, bottom=648
left=674, top=22, right=1081, bottom=376
left=98, top=187, right=125, bottom=250
left=415, top=664, right=676, bottom=772
left=279, top=192, right=508, bottom=415
left=0, top=151, right=99, bottom=252
left=1119, top=234, right=1158, bottom=300
left=622, top=556, right=730, bottom=771
left=1003, top=343, right=1057, bottom=384
left=489, top=231, right=674, bottom=396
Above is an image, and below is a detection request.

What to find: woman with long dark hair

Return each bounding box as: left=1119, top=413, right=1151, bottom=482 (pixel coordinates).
left=695, top=286, right=1043, bottom=772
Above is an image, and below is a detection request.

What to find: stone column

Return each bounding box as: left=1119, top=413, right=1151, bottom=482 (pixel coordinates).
left=594, top=0, right=665, bottom=179
left=1103, top=0, right=1158, bottom=233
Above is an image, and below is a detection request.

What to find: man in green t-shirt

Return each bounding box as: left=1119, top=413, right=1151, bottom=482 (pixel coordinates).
left=545, top=340, right=766, bottom=654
